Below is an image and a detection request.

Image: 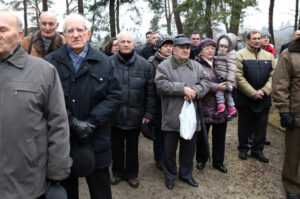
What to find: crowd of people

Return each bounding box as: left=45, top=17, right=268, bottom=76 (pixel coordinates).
left=0, top=9, right=300, bottom=199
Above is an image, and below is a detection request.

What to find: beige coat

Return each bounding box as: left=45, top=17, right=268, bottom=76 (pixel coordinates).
left=272, top=38, right=300, bottom=126
left=0, top=47, right=71, bottom=198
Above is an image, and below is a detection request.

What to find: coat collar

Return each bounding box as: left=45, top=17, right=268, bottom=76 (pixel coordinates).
left=32, top=30, right=63, bottom=57
left=288, top=37, right=300, bottom=52
left=116, top=50, right=137, bottom=65
left=246, top=44, right=261, bottom=54
left=6, top=46, right=28, bottom=69
left=171, top=55, right=192, bottom=69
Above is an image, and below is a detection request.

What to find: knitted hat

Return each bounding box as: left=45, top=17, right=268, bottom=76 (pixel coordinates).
left=198, top=38, right=216, bottom=51
left=261, top=32, right=272, bottom=38
left=219, top=38, right=229, bottom=47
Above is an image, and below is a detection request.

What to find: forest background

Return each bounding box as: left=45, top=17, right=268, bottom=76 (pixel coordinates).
left=0, top=0, right=299, bottom=50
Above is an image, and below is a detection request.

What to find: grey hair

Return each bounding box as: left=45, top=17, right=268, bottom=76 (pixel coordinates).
left=39, top=11, right=57, bottom=23
left=117, top=31, right=134, bottom=42
left=63, top=14, right=89, bottom=32
left=0, top=10, right=23, bottom=31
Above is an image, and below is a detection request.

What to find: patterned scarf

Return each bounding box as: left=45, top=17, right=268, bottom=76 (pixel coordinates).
left=66, top=43, right=89, bottom=72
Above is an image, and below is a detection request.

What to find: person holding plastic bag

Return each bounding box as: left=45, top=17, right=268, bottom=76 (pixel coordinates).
left=194, top=38, right=231, bottom=174
left=155, top=35, right=210, bottom=189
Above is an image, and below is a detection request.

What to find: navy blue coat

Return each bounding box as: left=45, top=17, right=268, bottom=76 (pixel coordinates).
left=45, top=45, right=122, bottom=168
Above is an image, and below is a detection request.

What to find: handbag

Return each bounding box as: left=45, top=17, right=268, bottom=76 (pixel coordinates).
left=140, top=122, right=156, bottom=141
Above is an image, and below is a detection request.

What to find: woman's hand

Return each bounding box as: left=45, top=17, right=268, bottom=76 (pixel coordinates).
left=218, top=82, right=228, bottom=91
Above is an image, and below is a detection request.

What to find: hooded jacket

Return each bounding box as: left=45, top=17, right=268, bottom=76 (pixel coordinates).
left=272, top=37, right=300, bottom=126
left=214, top=33, right=237, bottom=90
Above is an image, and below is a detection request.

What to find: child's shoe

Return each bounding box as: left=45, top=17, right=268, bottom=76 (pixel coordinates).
left=213, top=104, right=228, bottom=118
left=226, top=106, right=238, bottom=121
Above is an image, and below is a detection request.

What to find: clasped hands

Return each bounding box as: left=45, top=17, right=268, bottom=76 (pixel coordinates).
left=184, top=87, right=196, bottom=101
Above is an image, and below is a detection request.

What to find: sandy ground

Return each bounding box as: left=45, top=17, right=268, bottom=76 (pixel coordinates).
left=78, top=118, right=286, bottom=199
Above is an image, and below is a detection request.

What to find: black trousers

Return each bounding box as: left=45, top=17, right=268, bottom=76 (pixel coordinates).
left=196, top=122, right=227, bottom=166
left=163, top=131, right=196, bottom=181
left=111, top=127, right=140, bottom=180
left=237, top=107, right=269, bottom=154
left=61, top=167, right=112, bottom=199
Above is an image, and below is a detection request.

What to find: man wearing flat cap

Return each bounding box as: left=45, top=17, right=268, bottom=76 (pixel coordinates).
left=155, top=35, right=210, bottom=189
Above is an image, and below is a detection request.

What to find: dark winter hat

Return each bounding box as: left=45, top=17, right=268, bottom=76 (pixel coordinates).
left=46, top=183, right=67, bottom=199
left=70, top=144, right=95, bottom=177
left=156, top=34, right=173, bottom=48
left=198, top=38, right=217, bottom=51
left=173, top=34, right=191, bottom=47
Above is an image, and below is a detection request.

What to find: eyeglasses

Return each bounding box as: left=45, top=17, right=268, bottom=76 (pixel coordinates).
left=202, top=47, right=215, bottom=51
left=40, top=22, right=56, bottom=28
left=64, top=26, right=87, bottom=35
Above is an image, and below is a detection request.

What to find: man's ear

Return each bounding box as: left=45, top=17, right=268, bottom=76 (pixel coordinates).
left=18, top=31, right=24, bottom=43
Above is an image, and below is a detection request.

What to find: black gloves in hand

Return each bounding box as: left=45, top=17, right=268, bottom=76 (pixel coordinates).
left=279, top=112, right=294, bottom=129
left=71, top=117, right=96, bottom=142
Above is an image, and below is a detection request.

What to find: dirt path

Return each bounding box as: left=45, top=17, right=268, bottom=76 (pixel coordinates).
left=79, top=118, right=286, bottom=199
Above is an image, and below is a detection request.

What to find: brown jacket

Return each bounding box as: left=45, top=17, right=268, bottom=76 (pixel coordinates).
left=0, top=47, right=71, bottom=198
left=21, top=30, right=64, bottom=58
left=272, top=38, right=300, bottom=126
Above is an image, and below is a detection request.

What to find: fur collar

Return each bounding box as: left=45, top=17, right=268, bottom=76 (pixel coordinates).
left=288, top=37, right=300, bottom=52
left=32, top=30, right=64, bottom=57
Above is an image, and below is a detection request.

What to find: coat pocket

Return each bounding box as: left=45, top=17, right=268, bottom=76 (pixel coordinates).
left=90, top=73, right=111, bottom=100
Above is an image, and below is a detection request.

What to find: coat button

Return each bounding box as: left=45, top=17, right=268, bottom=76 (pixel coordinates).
left=72, top=99, right=76, bottom=103
left=72, top=79, right=75, bottom=82
left=99, top=78, right=103, bottom=81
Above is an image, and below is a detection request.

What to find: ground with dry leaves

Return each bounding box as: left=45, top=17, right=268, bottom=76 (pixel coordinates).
left=78, top=118, right=286, bottom=199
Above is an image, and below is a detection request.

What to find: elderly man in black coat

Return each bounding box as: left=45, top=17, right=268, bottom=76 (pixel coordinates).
left=45, top=14, right=122, bottom=199
left=110, top=31, right=156, bottom=188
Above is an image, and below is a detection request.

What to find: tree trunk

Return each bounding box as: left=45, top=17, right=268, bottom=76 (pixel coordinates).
left=295, top=0, right=299, bottom=30
left=78, top=0, right=84, bottom=14
left=204, top=0, right=213, bottom=38
left=89, top=0, right=97, bottom=41
left=23, top=0, right=28, bottom=36
left=116, top=0, right=120, bottom=34
left=34, top=0, right=40, bottom=27
left=268, top=0, right=275, bottom=46
left=109, top=0, right=116, bottom=37
left=165, top=0, right=172, bottom=35
left=42, top=0, right=48, bottom=11
left=172, top=0, right=183, bottom=34
left=229, top=0, right=243, bottom=35
left=66, top=0, right=70, bottom=15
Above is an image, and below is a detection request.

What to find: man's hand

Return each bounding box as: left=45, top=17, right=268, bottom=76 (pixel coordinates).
left=142, top=117, right=151, bottom=124
left=280, top=112, right=294, bottom=129
left=184, top=87, right=196, bottom=101
left=70, top=118, right=96, bottom=142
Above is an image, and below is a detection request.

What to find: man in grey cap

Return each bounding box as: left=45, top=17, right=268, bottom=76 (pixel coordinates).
left=155, top=35, right=210, bottom=189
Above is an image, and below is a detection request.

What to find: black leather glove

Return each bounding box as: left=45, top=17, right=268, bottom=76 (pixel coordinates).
left=279, top=112, right=294, bottom=129
left=70, top=117, right=96, bottom=142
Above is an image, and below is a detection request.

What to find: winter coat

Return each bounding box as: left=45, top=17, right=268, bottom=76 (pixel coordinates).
left=272, top=38, right=300, bottom=126
left=0, top=47, right=71, bottom=199
left=155, top=55, right=211, bottom=132
left=139, top=44, right=156, bottom=60
left=214, top=33, right=237, bottom=90
left=194, top=55, right=226, bottom=124
left=45, top=45, right=122, bottom=168
left=110, top=51, right=156, bottom=129
left=21, top=30, right=64, bottom=58
left=236, top=44, right=276, bottom=112
left=190, top=46, right=200, bottom=60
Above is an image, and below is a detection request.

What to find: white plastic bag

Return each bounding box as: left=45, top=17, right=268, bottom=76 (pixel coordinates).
left=179, top=100, right=197, bottom=140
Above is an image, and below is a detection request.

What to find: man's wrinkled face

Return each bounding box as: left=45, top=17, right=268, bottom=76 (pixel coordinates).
left=246, top=33, right=261, bottom=49
left=190, top=34, right=201, bottom=47
left=38, top=13, right=59, bottom=39
left=64, top=18, right=91, bottom=54
left=118, top=34, right=134, bottom=54
left=261, top=36, right=270, bottom=47
left=0, top=12, right=23, bottom=59
left=146, top=33, right=152, bottom=44
left=173, top=44, right=191, bottom=62
left=152, top=33, right=160, bottom=46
